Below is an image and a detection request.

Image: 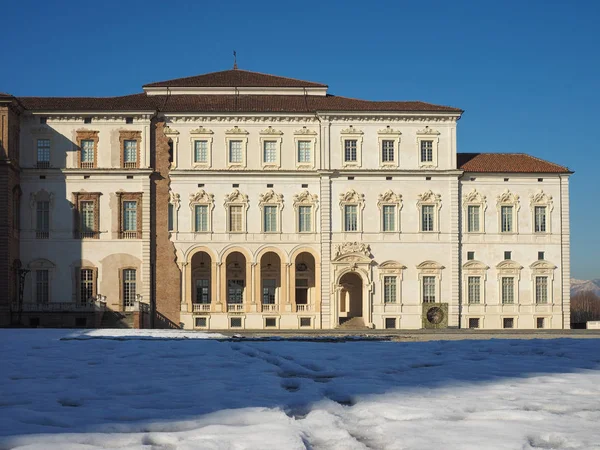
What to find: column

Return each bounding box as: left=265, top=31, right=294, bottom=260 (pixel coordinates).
left=180, top=262, right=188, bottom=312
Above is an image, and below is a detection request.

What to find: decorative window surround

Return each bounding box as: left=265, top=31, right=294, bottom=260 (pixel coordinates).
left=378, top=261, right=406, bottom=305
left=163, top=126, right=180, bottom=169
left=77, top=266, right=98, bottom=303
left=29, top=189, right=54, bottom=238
left=225, top=126, right=249, bottom=169
left=258, top=189, right=284, bottom=233
left=462, top=260, right=489, bottom=305
left=28, top=259, right=55, bottom=304
left=224, top=189, right=249, bottom=233
left=117, top=192, right=142, bottom=239
left=259, top=126, right=283, bottom=169
left=189, top=189, right=215, bottom=234
left=530, top=260, right=556, bottom=305
left=340, top=125, right=363, bottom=168
left=293, top=190, right=319, bottom=233
left=339, top=189, right=365, bottom=233
left=496, top=189, right=520, bottom=234
left=416, top=126, right=440, bottom=168
left=294, top=127, right=317, bottom=170
left=377, top=190, right=403, bottom=233
left=496, top=260, right=523, bottom=305
left=530, top=190, right=553, bottom=234
left=463, top=188, right=487, bottom=234
left=72, top=192, right=101, bottom=239
left=417, top=190, right=442, bottom=233
left=168, top=191, right=180, bottom=232
left=378, top=126, right=401, bottom=168
left=119, top=130, right=142, bottom=169
left=417, top=261, right=444, bottom=304
left=75, top=130, right=99, bottom=168
left=190, top=126, right=214, bottom=169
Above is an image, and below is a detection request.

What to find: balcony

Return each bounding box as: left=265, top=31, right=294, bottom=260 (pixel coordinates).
left=77, top=231, right=100, bottom=239
left=123, top=161, right=138, bottom=169
left=296, top=304, right=312, bottom=312
left=227, top=304, right=244, bottom=313
left=12, top=301, right=105, bottom=312
left=193, top=303, right=211, bottom=313
left=261, top=304, right=278, bottom=313
left=80, top=161, right=95, bottom=169
left=120, top=231, right=140, bottom=239
left=36, top=161, right=50, bottom=169
left=36, top=231, right=49, bottom=239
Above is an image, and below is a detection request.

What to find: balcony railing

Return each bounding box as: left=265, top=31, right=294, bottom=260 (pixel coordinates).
left=12, top=301, right=106, bottom=312
left=296, top=304, right=312, bottom=312
left=120, top=231, right=140, bottom=239
left=123, top=161, right=138, bottom=169
left=193, top=303, right=211, bottom=312
left=261, top=304, right=278, bottom=312
left=80, top=161, right=95, bottom=169
left=77, top=231, right=100, bottom=239
left=36, top=231, right=49, bottom=239
left=227, top=304, right=244, bottom=312
left=36, top=161, right=50, bottom=169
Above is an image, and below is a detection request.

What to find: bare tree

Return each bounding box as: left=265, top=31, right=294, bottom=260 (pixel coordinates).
left=571, top=291, right=600, bottom=324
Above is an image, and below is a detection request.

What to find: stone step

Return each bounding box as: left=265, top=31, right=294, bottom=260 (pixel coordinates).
left=100, top=311, right=135, bottom=329
left=336, top=317, right=368, bottom=329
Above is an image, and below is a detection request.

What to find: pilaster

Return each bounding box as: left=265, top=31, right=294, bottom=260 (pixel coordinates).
left=319, top=173, right=332, bottom=328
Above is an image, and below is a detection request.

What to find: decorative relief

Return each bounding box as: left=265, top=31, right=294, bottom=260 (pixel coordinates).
left=529, top=260, right=557, bottom=274
left=416, top=126, right=441, bottom=135
left=417, top=190, right=442, bottom=205
left=259, top=126, right=283, bottom=135
left=189, top=126, right=212, bottom=134
left=223, top=189, right=248, bottom=205
left=293, top=190, right=318, bottom=206
left=378, top=126, right=401, bottom=135
left=169, top=191, right=181, bottom=210
left=29, top=189, right=54, bottom=208
left=496, top=260, right=523, bottom=274
left=340, top=125, right=364, bottom=135
left=339, top=189, right=365, bottom=205
left=378, top=190, right=402, bottom=206
left=189, top=190, right=213, bottom=207
left=417, top=261, right=445, bottom=272
left=259, top=189, right=284, bottom=206
left=463, top=188, right=486, bottom=205
left=529, top=190, right=553, bottom=209
left=294, top=126, right=317, bottom=135
left=163, top=126, right=180, bottom=135
left=334, top=242, right=371, bottom=259
left=225, top=126, right=249, bottom=135
left=496, top=189, right=520, bottom=207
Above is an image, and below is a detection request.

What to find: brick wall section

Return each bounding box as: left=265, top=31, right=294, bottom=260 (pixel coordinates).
left=151, top=119, right=181, bottom=327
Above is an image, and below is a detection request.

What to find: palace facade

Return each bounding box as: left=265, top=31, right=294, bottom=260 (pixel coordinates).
left=0, top=69, right=572, bottom=330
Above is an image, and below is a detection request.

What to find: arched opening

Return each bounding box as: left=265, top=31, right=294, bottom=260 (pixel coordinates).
left=339, top=272, right=363, bottom=319
left=260, top=252, right=281, bottom=312
left=295, top=252, right=316, bottom=310
left=191, top=251, right=212, bottom=307
left=226, top=251, right=246, bottom=310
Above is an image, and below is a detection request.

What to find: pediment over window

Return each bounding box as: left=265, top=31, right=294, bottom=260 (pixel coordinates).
left=463, top=260, right=489, bottom=270
left=259, top=126, right=283, bottom=135
left=497, top=189, right=520, bottom=205
left=29, top=189, right=54, bottom=208
left=496, top=260, right=523, bottom=271
left=28, top=258, right=55, bottom=270
left=378, top=190, right=402, bottom=205
left=378, top=260, right=406, bottom=270
left=189, top=189, right=214, bottom=207
left=189, top=126, right=213, bottom=135
left=417, top=260, right=445, bottom=270
left=529, top=260, right=557, bottom=271
left=417, top=190, right=441, bottom=204
left=339, top=189, right=365, bottom=205
left=463, top=188, right=486, bottom=206
left=225, top=126, right=249, bottom=135
left=378, top=126, right=401, bottom=135
left=224, top=189, right=248, bottom=205
left=293, top=190, right=318, bottom=206
left=163, top=126, right=180, bottom=135
left=259, top=189, right=284, bottom=206
left=340, top=125, right=363, bottom=135
left=294, top=126, right=318, bottom=135
left=416, top=126, right=440, bottom=135
left=529, top=190, right=553, bottom=208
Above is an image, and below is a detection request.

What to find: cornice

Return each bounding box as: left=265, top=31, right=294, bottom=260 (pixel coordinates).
left=25, top=113, right=154, bottom=122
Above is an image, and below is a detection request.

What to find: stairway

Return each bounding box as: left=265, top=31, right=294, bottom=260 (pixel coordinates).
left=100, top=311, right=135, bottom=329
left=337, top=317, right=369, bottom=330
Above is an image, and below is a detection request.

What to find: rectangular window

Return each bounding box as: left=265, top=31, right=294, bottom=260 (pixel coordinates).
left=467, top=251, right=475, bottom=260
left=536, top=317, right=545, bottom=329
left=228, top=279, right=244, bottom=303
left=194, top=140, right=208, bottom=163
left=168, top=203, right=174, bottom=231
left=35, top=269, right=49, bottom=304
left=501, top=206, right=513, bottom=232
left=123, top=269, right=136, bottom=307
left=421, top=205, right=434, bottom=232
left=300, top=317, right=312, bottom=327
left=422, top=276, right=436, bottom=303
left=501, top=277, right=514, bottom=304
left=298, top=205, right=312, bottom=233
left=37, top=139, right=50, bottom=167
left=467, top=205, right=480, bottom=232
left=263, top=205, right=278, bottom=233
left=503, top=317, right=514, bottom=329
left=263, top=140, right=277, bottom=164
left=123, top=140, right=137, bottom=167
left=381, top=140, right=394, bottom=162
left=262, top=279, right=276, bottom=304
left=535, top=276, right=548, bottom=304
left=504, top=251, right=512, bottom=260
left=467, top=276, right=481, bottom=304
left=230, top=317, right=242, bottom=328
left=420, top=140, right=433, bottom=162
left=297, top=141, right=311, bottom=163
left=195, top=317, right=207, bottom=327
left=265, top=318, right=277, bottom=327
left=383, top=276, right=397, bottom=303
left=229, top=205, right=243, bottom=232
left=229, top=140, right=243, bottom=163
left=344, top=205, right=358, bottom=232
left=36, top=201, right=49, bottom=238
left=122, top=201, right=137, bottom=233
left=534, top=206, right=547, bottom=233
left=80, top=140, right=95, bottom=167
left=194, top=205, right=209, bottom=232
left=385, top=318, right=396, bottom=329
left=195, top=279, right=210, bottom=304
left=80, top=201, right=95, bottom=235
left=468, top=318, right=480, bottom=329
left=80, top=269, right=95, bottom=303
left=382, top=205, right=396, bottom=232
left=344, top=140, right=357, bottom=162
left=538, top=251, right=544, bottom=261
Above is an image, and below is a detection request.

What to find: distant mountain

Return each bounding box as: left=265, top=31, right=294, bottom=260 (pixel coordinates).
left=571, top=279, right=600, bottom=297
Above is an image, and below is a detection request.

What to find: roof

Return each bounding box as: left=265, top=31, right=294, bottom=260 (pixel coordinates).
left=17, top=94, right=156, bottom=111
left=143, top=69, right=328, bottom=88
left=458, top=153, right=571, bottom=173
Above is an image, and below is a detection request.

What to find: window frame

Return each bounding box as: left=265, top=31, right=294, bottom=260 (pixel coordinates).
left=496, top=189, right=520, bottom=235
left=377, top=189, right=402, bottom=233
left=294, top=127, right=318, bottom=170
left=416, top=127, right=440, bottom=168
left=259, top=127, right=283, bottom=169
left=117, top=192, right=142, bottom=239
left=417, top=261, right=444, bottom=304
left=224, top=189, right=249, bottom=234
left=496, top=259, right=523, bottom=306
left=258, top=189, right=284, bottom=234
left=189, top=189, right=214, bottom=234
left=76, top=131, right=99, bottom=169
left=121, top=267, right=138, bottom=310
left=462, top=260, right=489, bottom=306
left=73, top=192, right=101, bottom=239
left=190, top=126, right=214, bottom=169
left=417, top=190, right=442, bottom=233
left=463, top=188, right=487, bottom=234
left=293, top=189, right=319, bottom=234
left=530, top=190, right=553, bottom=234
left=119, top=130, right=141, bottom=169
left=530, top=260, right=556, bottom=306
left=36, top=138, right=51, bottom=168
left=378, top=261, right=405, bottom=306
left=377, top=126, right=401, bottom=168
left=77, top=267, right=98, bottom=304
left=339, top=189, right=365, bottom=234
left=340, top=126, right=363, bottom=168
left=225, top=126, right=248, bottom=169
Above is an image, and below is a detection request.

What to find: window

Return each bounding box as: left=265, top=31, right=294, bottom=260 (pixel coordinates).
left=300, top=317, right=312, bottom=327
left=229, top=140, right=243, bottom=164
left=80, top=140, right=95, bottom=168
left=194, top=140, right=208, bottom=163
left=344, top=205, right=358, bottom=232
left=298, top=205, right=312, bottom=233
left=383, top=276, right=397, bottom=303
left=79, top=269, right=95, bottom=303
left=344, top=139, right=357, bottom=162
left=168, top=203, right=174, bottom=231
left=421, top=205, right=434, bottom=232
left=263, top=140, right=277, bottom=164
left=501, top=206, right=513, bottom=232
left=420, top=140, right=433, bottom=162
left=123, top=140, right=137, bottom=168
left=297, top=140, right=311, bottom=163
left=381, top=140, right=394, bottom=163
left=504, top=251, right=511, bottom=260
left=36, top=201, right=49, bottom=239
left=229, top=206, right=243, bottom=232
left=35, top=270, right=49, bottom=304
left=467, top=276, right=481, bottom=304
left=196, top=279, right=210, bottom=304
left=228, top=280, right=244, bottom=303
left=422, top=276, right=436, bottom=303
left=122, top=201, right=137, bottom=232
left=467, top=205, right=480, bottom=232
left=536, top=317, right=545, bottom=329
left=195, top=317, right=207, bottom=327
left=122, top=269, right=136, bottom=307
left=262, top=279, right=276, bottom=304
left=382, top=205, right=396, bottom=232
left=194, top=205, right=209, bottom=232
left=468, top=318, right=480, bottom=329
left=80, top=201, right=95, bottom=236
left=263, top=206, right=278, bottom=233
left=503, top=317, right=514, bottom=329
left=538, top=251, right=544, bottom=260
left=230, top=317, right=242, bottom=328
left=385, top=318, right=396, bottom=329
left=37, top=139, right=50, bottom=167
left=265, top=318, right=277, bottom=327
left=467, top=251, right=475, bottom=261
left=535, top=276, right=548, bottom=304
left=534, top=206, right=547, bottom=233
left=501, top=277, right=514, bottom=304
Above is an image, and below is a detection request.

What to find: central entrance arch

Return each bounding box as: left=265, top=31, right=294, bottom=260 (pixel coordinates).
left=339, top=272, right=363, bottom=318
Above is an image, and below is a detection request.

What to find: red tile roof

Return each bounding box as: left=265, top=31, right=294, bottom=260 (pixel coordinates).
left=458, top=153, right=571, bottom=173
left=143, top=69, right=328, bottom=88
left=17, top=94, right=156, bottom=111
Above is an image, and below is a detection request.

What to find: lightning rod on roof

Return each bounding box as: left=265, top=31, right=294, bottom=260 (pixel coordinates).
left=233, top=50, right=238, bottom=70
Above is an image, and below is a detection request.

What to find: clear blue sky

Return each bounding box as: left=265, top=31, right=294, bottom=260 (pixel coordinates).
left=2, top=0, right=598, bottom=279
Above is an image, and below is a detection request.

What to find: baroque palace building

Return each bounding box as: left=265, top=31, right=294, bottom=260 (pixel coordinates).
left=0, top=69, right=572, bottom=330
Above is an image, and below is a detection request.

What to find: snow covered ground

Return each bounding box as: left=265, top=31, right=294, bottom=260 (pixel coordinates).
left=1, top=330, right=600, bottom=450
